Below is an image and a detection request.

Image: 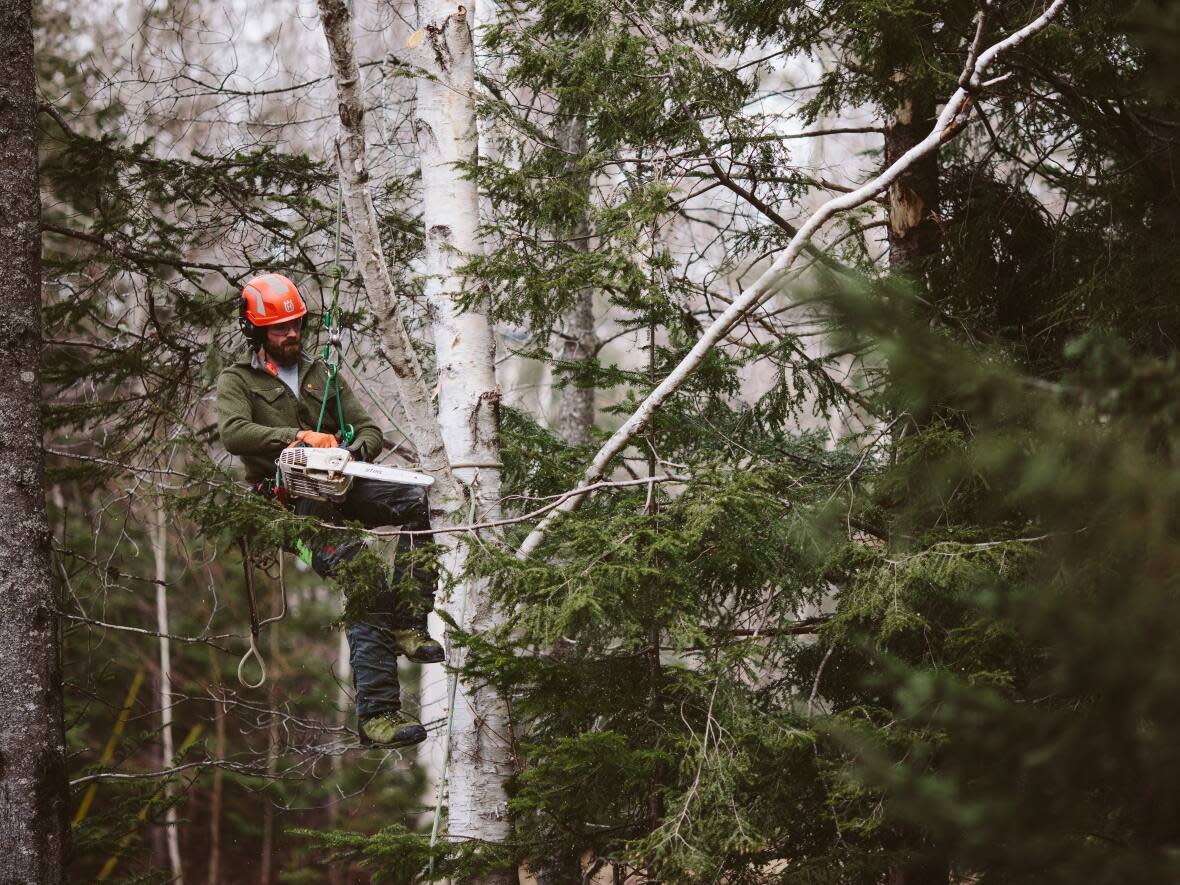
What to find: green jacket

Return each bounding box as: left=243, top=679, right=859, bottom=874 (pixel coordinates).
left=216, top=352, right=384, bottom=483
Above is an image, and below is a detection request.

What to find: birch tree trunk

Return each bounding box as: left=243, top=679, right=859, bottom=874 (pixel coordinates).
left=317, top=1, right=515, bottom=877
left=316, top=0, right=455, bottom=497
left=206, top=644, right=225, bottom=885
left=328, top=628, right=349, bottom=885
left=153, top=508, right=184, bottom=885
left=259, top=621, right=281, bottom=885
left=412, top=2, right=515, bottom=875
left=0, top=2, right=70, bottom=878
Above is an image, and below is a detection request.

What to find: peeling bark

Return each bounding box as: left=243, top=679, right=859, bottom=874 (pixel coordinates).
left=885, top=82, right=940, bottom=273
left=317, top=1, right=514, bottom=878
left=316, top=0, right=455, bottom=500
left=0, top=1, right=69, bottom=879
left=413, top=2, right=515, bottom=877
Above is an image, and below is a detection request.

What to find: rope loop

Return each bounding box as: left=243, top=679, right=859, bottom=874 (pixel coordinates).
left=237, top=633, right=267, bottom=689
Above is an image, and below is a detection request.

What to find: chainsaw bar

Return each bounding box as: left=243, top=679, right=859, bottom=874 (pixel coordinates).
left=277, top=447, right=433, bottom=502
left=341, top=460, right=434, bottom=487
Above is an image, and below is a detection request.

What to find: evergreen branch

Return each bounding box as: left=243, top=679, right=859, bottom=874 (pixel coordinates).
left=46, top=448, right=193, bottom=478
left=742, top=126, right=884, bottom=140
left=706, top=616, right=832, bottom=638
left=42, top=222, right=245, bottom=287
left=326, top=475, right=689, bottom=539
left=516, top=0, right=1069, bottom=561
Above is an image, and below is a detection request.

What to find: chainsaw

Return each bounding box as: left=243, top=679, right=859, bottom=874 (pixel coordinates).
left=276, top=446, right=433, bottom=503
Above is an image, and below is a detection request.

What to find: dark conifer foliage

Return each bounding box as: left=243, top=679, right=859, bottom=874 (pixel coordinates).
left=29, top=0, right=1180, bottom=882
left=306, top=2, right=1180, bottom=883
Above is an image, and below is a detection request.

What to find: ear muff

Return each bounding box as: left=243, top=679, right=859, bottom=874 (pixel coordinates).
left=238, top=296, right=265, bottom=350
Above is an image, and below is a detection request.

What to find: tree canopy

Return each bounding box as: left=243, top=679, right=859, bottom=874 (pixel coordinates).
left=15, top=0, right=1180, bottom=882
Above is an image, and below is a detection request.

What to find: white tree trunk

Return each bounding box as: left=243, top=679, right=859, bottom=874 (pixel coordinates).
left=316, top=0, right=456, bottom=498
left=412, top=2, right=515, bottom=870
left=153, top=508, right=183, bottom=884
left=317, top=1, right=515, bottom=876
left=329, top=628, right=349, bottom=885
left=206, top=644, right=225, bottom=885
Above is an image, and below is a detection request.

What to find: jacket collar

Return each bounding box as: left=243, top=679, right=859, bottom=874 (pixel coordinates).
left=245, top=349, right=312, bottom=379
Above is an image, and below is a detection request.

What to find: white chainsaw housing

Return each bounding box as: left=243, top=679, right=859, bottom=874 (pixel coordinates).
left=276, top=447, right=433, bottom=502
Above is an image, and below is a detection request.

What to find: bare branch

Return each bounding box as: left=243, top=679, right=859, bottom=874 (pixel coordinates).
left=516, top=0, right=1069, bottom=560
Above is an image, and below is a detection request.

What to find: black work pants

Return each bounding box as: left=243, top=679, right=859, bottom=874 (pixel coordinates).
left=294, top=478, right=436, bottom=720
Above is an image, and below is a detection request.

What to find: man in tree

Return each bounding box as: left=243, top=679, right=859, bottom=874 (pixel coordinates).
left=217, top=272, right=444, bottom=747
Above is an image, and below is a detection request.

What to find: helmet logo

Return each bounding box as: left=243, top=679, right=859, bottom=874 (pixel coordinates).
left=283, top=298, right=294, bottom=313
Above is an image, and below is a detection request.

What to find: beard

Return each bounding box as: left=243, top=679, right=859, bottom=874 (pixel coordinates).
left=265, top=337, right=302, bottom=368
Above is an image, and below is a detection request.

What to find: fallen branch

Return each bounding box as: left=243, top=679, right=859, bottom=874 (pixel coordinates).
left=516, top=0, right=1068, bottom=560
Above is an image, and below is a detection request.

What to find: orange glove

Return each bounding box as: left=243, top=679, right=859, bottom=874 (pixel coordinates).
left=294, top=430, right=339, bottom=448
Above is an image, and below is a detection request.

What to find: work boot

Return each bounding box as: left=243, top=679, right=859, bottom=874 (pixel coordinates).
left=391, top=627, right=445, bottom=664
left=359, top=710, right=427, bottom=747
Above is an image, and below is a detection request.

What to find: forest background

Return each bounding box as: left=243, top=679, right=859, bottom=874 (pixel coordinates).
left=3, top=0, right=1180, bottom=883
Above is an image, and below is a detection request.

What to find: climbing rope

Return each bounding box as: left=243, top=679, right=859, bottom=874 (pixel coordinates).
left=315, top=170, right=355, bottom=445
left=236, top=535, right=266, bottom=688
left=235, top=533, right=290, bottom=688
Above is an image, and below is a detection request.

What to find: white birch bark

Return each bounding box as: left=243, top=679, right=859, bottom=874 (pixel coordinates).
left=516, top=0, right=1069, bottom=560
left=328, top=626, right=350, bottom=885
left=206, top=643, right=225, bottom=885
left=153, top=507, right=183, bottom=884
left=410, top=0, right=515, bottom=869
left=316, top=0, right=456, bottom=498
left=317, top=1, right=515, bottom=875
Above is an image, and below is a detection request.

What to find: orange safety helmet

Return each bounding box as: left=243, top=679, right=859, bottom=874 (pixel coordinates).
left=238, top=273, right=308, bottom=347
